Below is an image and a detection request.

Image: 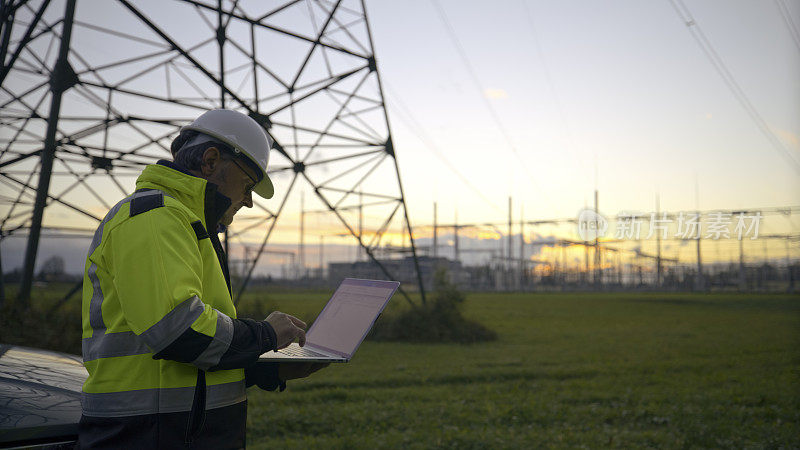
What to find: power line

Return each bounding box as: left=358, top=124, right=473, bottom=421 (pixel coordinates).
left=519, top=0, right=582, bottom=169
left=429, top=0, right=558, bottom=215
left=668, top=0, right=800, bottom=175
left=774, top=0, right=800, bottom=53
left=382, top=81, right=504, bottom=215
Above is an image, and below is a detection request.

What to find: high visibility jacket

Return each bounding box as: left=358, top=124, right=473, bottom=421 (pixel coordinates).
left=79, top=162, right=279, bottom=449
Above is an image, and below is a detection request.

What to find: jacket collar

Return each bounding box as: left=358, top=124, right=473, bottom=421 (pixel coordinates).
left=135, top=161, right=231, bottom=233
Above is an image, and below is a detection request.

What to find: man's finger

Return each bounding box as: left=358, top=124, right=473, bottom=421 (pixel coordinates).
left=296, top=328, right=306, bottom=347
left=287, top=315, right=307, bottom=329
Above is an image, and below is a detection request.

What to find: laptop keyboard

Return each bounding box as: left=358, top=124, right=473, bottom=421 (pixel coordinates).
left=278, top=346, right=329, bottom=358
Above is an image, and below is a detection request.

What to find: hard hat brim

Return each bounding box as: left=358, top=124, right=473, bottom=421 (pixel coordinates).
left=254, top=174, right=274, bottom=199
left=236, top=150, right=274, bottom=199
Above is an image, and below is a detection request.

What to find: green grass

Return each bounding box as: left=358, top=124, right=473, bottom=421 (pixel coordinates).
left=244, top=292, right=800, bottom=449
left=4, top=285, right=798, bottom=447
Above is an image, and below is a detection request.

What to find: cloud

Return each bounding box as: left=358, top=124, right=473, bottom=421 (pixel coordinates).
left=484, top=88, right=508, bottom=99
left=771, top=126, right=799, bottom=150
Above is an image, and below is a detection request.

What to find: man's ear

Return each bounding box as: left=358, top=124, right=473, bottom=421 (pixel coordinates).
left=200, top=146, right=222, bottom=176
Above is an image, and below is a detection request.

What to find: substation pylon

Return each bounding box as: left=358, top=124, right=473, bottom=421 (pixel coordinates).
left=0, top=0, right=426, bottom=306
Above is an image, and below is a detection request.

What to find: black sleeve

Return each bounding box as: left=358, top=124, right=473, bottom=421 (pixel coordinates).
left=152, top=328, right=210, bottom=364
left=245, top=362, right=286, bottom=392
left=153, top=318, right=277, bottom=371
left=208, top=318, right=277, bottom=371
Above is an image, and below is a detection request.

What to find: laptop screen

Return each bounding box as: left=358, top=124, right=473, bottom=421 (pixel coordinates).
left=306, top=279, right=399, bottom=357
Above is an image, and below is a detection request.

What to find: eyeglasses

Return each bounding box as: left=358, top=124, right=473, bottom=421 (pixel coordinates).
left=229, top=157, right=257, bottom=195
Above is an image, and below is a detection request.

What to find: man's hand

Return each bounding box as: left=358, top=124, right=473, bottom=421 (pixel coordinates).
left=278, top=362, right=329, bottom=382
left=265, top=311, right=306, bottom=349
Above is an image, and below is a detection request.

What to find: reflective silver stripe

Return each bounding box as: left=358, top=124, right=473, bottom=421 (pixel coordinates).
left=140, top=295, right=205, bottom=353
left=82, top=331, right=151, bottom=362
left=87, top=263, right=105, bottom=332
left=81, top=380, right=246, bottom=417
left=191, top=310, right=234, bottom=370
left=86, top=190, right=168, bottom=336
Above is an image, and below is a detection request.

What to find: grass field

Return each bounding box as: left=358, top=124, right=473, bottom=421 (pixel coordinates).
left=242, top=291, right=800, bottom=449
left=2, top=286, right=798, bottom=447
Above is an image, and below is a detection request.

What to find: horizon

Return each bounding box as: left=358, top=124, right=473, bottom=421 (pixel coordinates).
left=1, top=0, right=798, bottom=285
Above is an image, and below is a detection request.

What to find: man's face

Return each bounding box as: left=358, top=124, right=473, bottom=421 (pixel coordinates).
left=202, top=147, right=258, bottom=226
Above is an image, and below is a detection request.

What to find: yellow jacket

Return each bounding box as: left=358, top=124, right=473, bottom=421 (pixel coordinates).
left=80, top=161, right=278, bottom=448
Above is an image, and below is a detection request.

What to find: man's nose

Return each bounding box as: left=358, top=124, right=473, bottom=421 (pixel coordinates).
left=243, top=191, right=253, bottom=208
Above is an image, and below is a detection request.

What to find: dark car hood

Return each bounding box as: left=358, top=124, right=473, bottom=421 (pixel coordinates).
left=0, top=344, right=87, bottom=445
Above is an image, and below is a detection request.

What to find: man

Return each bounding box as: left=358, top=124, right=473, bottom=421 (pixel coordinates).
left=79, top=109, right=326, bottom=449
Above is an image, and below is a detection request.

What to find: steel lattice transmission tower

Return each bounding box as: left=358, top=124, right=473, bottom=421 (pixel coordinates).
left=0, top=0, right=427, bottom=305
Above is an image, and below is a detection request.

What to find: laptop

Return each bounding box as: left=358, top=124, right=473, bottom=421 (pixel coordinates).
left=259, top=278, right=400, bottom=363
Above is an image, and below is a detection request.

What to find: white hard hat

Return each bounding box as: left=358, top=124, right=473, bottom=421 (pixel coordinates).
left=181, top=109, right=275, bottom=199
